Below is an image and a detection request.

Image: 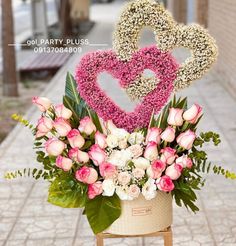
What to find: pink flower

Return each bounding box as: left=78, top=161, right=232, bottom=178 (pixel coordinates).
left=147, top=160, right=166, bottom=179
left=144, top=141, right=158, bottom=161
left=167, top=108, right=184, bottom=126
left=88, top=144, right=106, bottom=166
left=183, top=104, right=203, bottom=124
left=128, top=184, right=140, bottom=199
left=56, top=156, right=73, bottom=171
left=146, top=127, right=162, bottom=144
left=53, top=117, right=71, bottom=137
left=118, top=172, right=131, bottom=185
left=68, top=147, right=89, bottom=163
left=67, top=129, right=85, bottom=148
left=37, top=117, right=53, bottom=133
left=127, top=145, right=143, bottom=159
left=75, top=166, right=98, bottom=184
left=161, top=126, right=175, bottom=143
left=160, top=147, right=177, bottom=165
left=95, top=131, right=107, bottom=149
left=156, top=175, right=175, bottom=192
left=78, top=116, right=96, bottom=135
left=165, top=163, right=183, bottom=180
left=88, top=181, right=103, bottom=199
left=32, top=96, right=52, bottom=112
left=54, top=104, right=72, bottom=119
left=132, top=168, right=145, bottom=179
left=176, top=155, right=193, bottom=169
left=177, top=130, right=196, bottom=150
left=99, top=162, right=117, bottom=178
left=45, top=138, right=65, bottom=156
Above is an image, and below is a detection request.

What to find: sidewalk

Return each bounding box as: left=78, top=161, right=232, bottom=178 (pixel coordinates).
left=0, top=1, right=236, bottom=245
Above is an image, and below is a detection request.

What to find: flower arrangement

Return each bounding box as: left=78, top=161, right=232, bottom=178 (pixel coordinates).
left=6, top=74, right=236, bottom=234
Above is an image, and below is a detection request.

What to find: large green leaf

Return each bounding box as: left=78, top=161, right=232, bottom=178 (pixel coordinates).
left=65, top=72, right=80, bottom=104
left=48, top=173, right=87, bottom=208
left=85, top=194, right=121, bottom=234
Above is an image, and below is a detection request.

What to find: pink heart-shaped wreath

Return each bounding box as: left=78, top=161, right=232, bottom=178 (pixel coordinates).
left=75, top=46, right=178, bottom=132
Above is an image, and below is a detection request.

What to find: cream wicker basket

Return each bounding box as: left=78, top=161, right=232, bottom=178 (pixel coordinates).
left=105, top=191, right=172, bottom=235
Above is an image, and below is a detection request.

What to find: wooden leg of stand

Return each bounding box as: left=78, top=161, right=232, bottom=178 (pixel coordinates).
left=163, top=229, right=173, bottom=246
left=96, top=234, right=104, bottom=246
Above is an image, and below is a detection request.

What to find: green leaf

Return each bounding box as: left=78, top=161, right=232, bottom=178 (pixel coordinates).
left=85, top=194, right=121, bottom=234
left=87, top=108, right=103, bottom=133
left=48, top=173, right=87, bottom=208
left=65, top=72, right=80, bottom=104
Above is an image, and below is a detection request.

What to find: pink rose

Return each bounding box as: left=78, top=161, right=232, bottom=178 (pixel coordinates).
left=95, top=131, right=107, bottom=149
left=88, top=181, right=103, bottom=199
left=161, top=126, right=175, bottom=143
left=177, top=130, right=196, bottom=150
left=146, top=127, right=162, bottom=144
left=167, top=108, right=184, bottom=126
left=183, top=104, right=202, bottom=124
left=53, top=117, right=71, bottom=137
left=99, top=162, right=117, bottom=178
left=67, top=129, right=85, bottom=148
left=54, top=104, right=72, bottom=119
left=56, top=156, right=73, bottom=171
left=156, top=175, right=175, bottom=192
left=37, top=117, right=53, bottom=134
left=68, top=147, right=89, bottom=163
left=127, top=145, right=143, bottom=159
left=45, top=138, right=65, bottom=156
left=176, top=155, right=193, bottom=169
left=118, top=172, right=131, bottom=185
left=32, top=96, right=52, bottom=112
left=144, top=141, right=158, bottom=161
left=78, top=116, right=96, bottom=135
left=160, top=147, right=177, bottom=165
left=165, top=163, right=183, bottom=180
left=128, top=184, right=140, bottom=199
left=132, top=168, right=145, bottom=179
left=88, top=144, right=106, bottom=166
left=147, top=160, right=166, bottom=179
left=75, top=166, right=98, bottom=184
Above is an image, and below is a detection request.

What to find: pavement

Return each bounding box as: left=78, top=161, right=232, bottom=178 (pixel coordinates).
left=0, top=1, right=236, bottom=245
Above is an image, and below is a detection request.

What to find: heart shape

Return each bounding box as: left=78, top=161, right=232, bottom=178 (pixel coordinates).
left=75, top=46, right=178, bottom=132
left=113, top=0, right=218, bottom=95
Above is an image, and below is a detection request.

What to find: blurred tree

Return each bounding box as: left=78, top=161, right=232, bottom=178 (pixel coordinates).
left=2, top=0, right=18, bottom=97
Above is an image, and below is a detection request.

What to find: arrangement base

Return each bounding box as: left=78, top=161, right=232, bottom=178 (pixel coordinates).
left=96, top=226, right=172, bottom=246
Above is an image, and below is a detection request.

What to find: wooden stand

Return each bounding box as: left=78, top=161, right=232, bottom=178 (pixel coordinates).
left=96, top=227, right=172, bottom=246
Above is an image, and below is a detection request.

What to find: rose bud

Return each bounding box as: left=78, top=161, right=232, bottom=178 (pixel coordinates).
left=78, top=116, right=96, bottom=135
left=67, top=129, right=85, bottom=148
left=132, top=168, right=145, bottom=179
left=56, top=156, right=73, bottom=171
left=160, top=147, right=177, bottom=165
left=53, top=117, right=72, bottom=137
left=37, top=117, right=53, bottom=134
left=32, top=96, right=52, bottom=112
left=176, top=155, right=193, bottom=169
left=69, top=147, right=89, bottom=163
left=36, top=130, right=47, bottom=138
left=95, top=131, right=107, bottom=149
left=75, top=166, right=98, bottom=184
left=167, top=108, right=184, bottom=126
left=45, top=138, right=65, bottom=156
left=177, top=130, right=196, bottom=150
left=156, top=175, right=175, bottom=192
left=165, top=163, right=183, bottom=180
left=128, top=184, right=140, bottom=199
left=146, top=127, right=162, bottom=144
left=54, top=104, right=73, bottom=119
left=147, top=160, right=166, bottom=179
left=88, top=144, right=106, bottom=166
left=144, top=141, right=158, bottom=161
left=183, top=104, right=202, bottom=124
left=99, top=162, right=117, bottom=179
left=117, top=172, right=131, bottom=186
left=161, top=126, right=175, bottom=143
left=88, top=181, right=103, bottom=199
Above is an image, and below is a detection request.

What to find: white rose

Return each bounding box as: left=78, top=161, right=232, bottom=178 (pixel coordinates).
left=102, top=179, right=115, bottom=196
left=128, top=132, right=145, bottom=145
left=133, top=157, right=150, bottom=170
left=112, top=128, right=130, bottom=141
left=116, top=187, right=133, bottom=200
left=108, top=149, right=132, bottom=167
left=106, top=134, right=119, bottom=148
left=142, top=178, right=157, bottom=200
